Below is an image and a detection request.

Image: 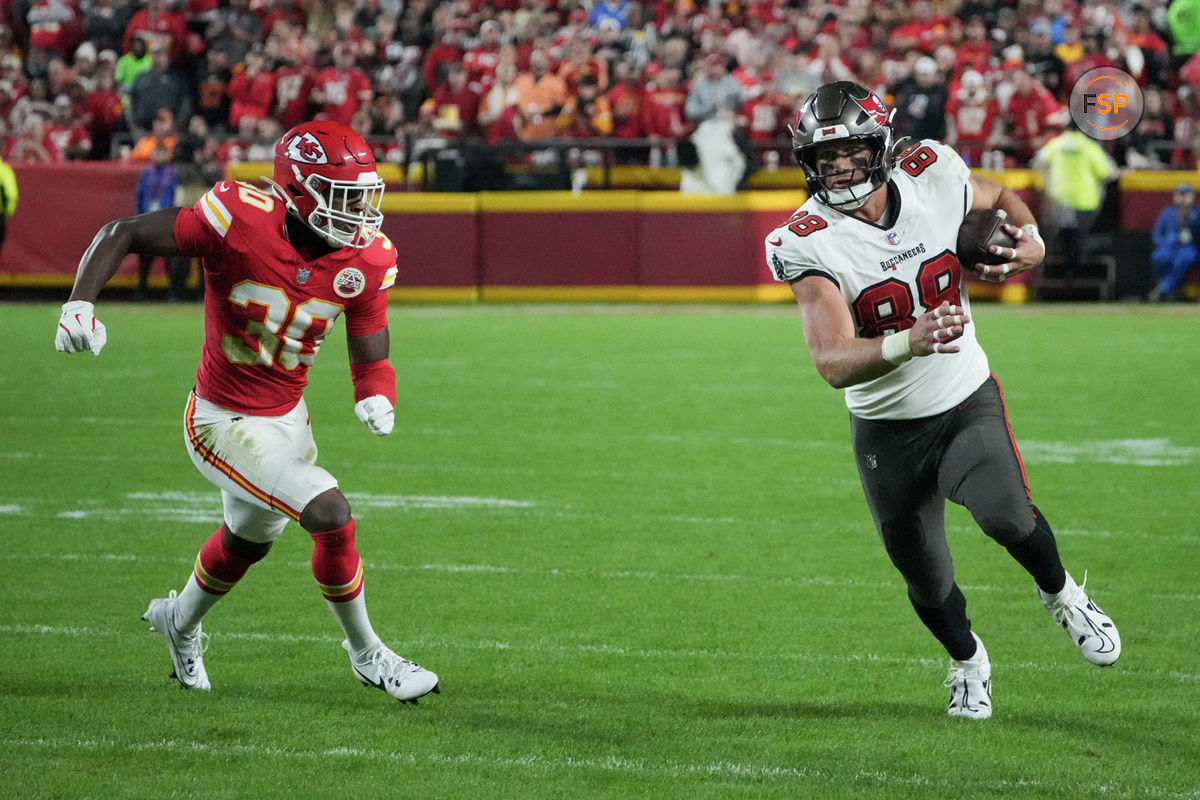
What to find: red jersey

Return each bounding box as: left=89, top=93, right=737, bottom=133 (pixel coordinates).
left=641, top=87, right=688, bottom=138
left=123, top=8, right=190, bottom=61
left=606, top=83, right=646, bottom=138
left=946, top=94, right=1000, bottom=166
left=1005, top=86, right=1061, bottom=143
left=462, top=45, right=502, bottom=94
left=272, top=65, right=314, bottom=131
left=312, top=67, right=371, bottom=127
left=228, top=68, right=277, bottom=127
left=174, top=180, right=398, bottom=416
left=738, top=94, right=790, bottom=141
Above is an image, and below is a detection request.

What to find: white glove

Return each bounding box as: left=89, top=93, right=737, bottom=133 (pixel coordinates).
left=55, top=300, right=108, bottom=356
left=354, top=394, right=394, bottom=436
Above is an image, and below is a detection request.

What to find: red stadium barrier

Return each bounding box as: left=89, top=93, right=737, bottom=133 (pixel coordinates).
left=0, top=162, right=1177, bottom=303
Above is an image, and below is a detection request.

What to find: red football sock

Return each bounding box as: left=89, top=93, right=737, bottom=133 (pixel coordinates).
left=311, top=519, right=364, bottom=602
left=193, top=525, right=256, bottom=596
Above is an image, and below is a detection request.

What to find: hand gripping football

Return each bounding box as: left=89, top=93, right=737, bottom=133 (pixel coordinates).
left=956, top=208, right=1019, bottom=272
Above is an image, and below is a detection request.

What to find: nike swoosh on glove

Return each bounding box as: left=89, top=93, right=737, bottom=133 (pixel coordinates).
left=354, top=395, right=394, bottom=436
left=55, top=300, right=108, bottom=356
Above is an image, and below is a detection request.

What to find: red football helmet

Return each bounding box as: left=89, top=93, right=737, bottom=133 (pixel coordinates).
left=268, top=121, right=385, bottom=249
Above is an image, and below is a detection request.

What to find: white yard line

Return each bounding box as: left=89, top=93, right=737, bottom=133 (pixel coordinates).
left=0, top=736, right=1196, bottom=798
left=2, top=623, right=1198, bottom=685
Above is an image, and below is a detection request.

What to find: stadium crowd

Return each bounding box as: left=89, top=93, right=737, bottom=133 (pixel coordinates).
left=0, top=0, right=1194, bottom=176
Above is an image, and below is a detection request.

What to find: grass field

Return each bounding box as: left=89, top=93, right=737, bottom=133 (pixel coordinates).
left=2, top=300, right=1198, bottom=799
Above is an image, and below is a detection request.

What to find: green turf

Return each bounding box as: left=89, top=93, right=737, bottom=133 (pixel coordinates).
left=2, top=300, right=1198, bottom=799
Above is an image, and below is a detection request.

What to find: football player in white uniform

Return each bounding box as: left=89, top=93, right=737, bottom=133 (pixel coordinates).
left=766, top=81, right=1121, bottom=719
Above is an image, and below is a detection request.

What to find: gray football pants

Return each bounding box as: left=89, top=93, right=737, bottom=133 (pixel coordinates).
left=849, top=376, right=1035, bottom=608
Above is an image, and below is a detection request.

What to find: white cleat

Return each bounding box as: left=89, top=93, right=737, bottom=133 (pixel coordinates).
left=945, top=632, right=992, bottom=720
left=142, top=590, right=211, bottom=690
left=1038, top=571, right=1121, bottom=666
left=343, top=640, right=439, bottom=704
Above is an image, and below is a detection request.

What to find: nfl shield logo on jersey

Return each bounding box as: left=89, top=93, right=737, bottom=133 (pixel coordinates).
left=887, top=231, right=901, bottom=246
left=296, top=268, right=310, bottom=285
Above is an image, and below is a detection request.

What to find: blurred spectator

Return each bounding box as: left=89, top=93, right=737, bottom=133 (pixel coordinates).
left=684, top=53, right=743, bottom=125
left=1149, top=183, right=1200, bottom=302
left=1000, top=68, right=1065, bottom=164
left=0, top=152, right=16, bottom=261
left=889, top=0, right=955, bottom=56
left=736, top=70, right=789, bottom=148
left=419, top=61, right=480, bottom=138
left=557, top=74, right=613, bottom=138
left=1167, top=0, right=1200, bottom=61
left=9, top=76, right=54, bottom=130
left=27, top=0, right=82, bottom=61
left=1025, top=20, right=1065, bottom=97
left=270, top=46, right=314, bottom=131
left=590, top=0, right=630, bottom=31
left=1171, top=86, right=1200, bottom=168
left=953, top=16, right=991, bottom=76
left=513, top=49, right=568, bottom=141
left=1127, top=6, right=1169, bottom=86
left=606, top=59, right=646, bottom=156
left=1031, top=125, right=1117, bottom=282
left=128, top=41, right=190, bottom=133
left=423, top=17, right=467, bottom=92
left=227, top=45, right=275, bottom=128
left=245, top=116, right=281, bottom=161
left=893, top=56, right=948, bottom=141
left=122, top=0, right=188, bottom=63
left=173, top=114, right=222, bottom=204
left=477, top=59, right=520, bottom=144
left=311, top=42, right=372, bottom=126
left=558, top=37, right=610, bottom=92
left=642, top=63, right=689, bottom=148
left=129, top=108, right=177, bottom=161
left=798, top=34, right=855, bottom=95
left=194, top=45, right=232, bottom=131
left=944, top=69, right=1001, bottom=167
left=216, top=112, right=257, bottom=164
left=204, top=0, right=263, bottom=67
left=133, top=142, right=187, bottom=301
left=1123, top=84, right=1172, bottom=168
left=4, top=112, right=60, bottom=162
left=1, top=54, right=28, bottom=94
left=1062, top=33, right=1118, bottom=92
left=114, top=36, right=151, bottom=97
left=463, top=19, right=502, bottom=95
left=81, top=68, right=122, bottom=158
left=83, top=0, right=130, bottom=55
left=45, top=93, right=91, bottom=159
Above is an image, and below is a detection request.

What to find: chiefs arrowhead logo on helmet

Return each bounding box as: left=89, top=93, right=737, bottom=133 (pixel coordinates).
left=286, top=132, right=329, bottom=164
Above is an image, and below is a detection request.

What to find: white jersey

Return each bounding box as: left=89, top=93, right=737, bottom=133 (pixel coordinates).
left=766, top=139, right=989, bottom=419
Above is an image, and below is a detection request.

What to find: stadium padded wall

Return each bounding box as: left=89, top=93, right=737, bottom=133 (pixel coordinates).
left=0, top=162, right=1187, bottom=303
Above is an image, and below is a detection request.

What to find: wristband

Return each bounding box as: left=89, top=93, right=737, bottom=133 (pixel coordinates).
left=349, top=358, right=396, bottom=405
left=1019, top=224, right=1044, bottom=248
left=881, top=331, right=913, bottom=366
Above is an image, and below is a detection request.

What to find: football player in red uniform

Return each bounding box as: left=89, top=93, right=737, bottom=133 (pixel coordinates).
left=55, top=121, right=440, bottom=704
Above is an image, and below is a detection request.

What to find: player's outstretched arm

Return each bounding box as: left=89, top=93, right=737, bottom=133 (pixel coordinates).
left=55, top=208, right=184, bottom=357
left=968, top=174, right=1045, bottom=281
left=792, top=278, right=968, bottom=389
left=348, top=326, right=396, bottom=436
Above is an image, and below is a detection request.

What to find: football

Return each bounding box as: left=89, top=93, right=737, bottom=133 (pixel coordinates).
left=956, top=208, right=1019, bottom=272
